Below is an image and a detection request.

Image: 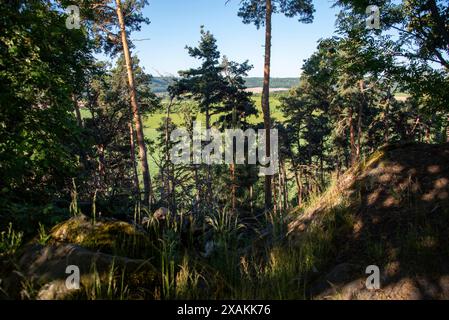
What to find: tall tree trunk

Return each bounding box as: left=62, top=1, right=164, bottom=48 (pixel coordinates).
left=262, top=0, right=273, bottom=211
left=115, top=0, right=152, bottom=207
left=129, top=122, right=140, bottom=198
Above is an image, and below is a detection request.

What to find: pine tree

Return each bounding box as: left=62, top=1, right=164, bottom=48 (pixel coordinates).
left=169, top=27, right=228, bottom=212
left=235, top=0, right=315, bottom=210
left=73, top=0, right=154, bottom=207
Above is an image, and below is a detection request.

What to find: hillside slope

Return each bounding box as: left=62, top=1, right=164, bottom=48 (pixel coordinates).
left=288, top=143, right=449, bottom=299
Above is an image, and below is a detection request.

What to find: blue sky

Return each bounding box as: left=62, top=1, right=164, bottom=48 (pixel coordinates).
left=129, top=0, right=340, bottom=78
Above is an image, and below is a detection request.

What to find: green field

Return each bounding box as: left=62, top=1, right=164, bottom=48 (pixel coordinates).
left=78, top=93, right=286, bottom=177
left=150, top=77, right=299, bottom=93
left=144, top=93, right=286, bottom=129
left=142, top=93, right=286, bottom=175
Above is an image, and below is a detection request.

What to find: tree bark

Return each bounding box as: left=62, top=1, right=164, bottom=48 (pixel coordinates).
left=115, top=0, right=152, bottom=207
left=262, top=0, right=273, bottom=210
left=129, top=122, right=140, bottom=198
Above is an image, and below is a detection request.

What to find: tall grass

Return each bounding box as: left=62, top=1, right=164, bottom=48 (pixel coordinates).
left=6, top=189, right=343, bottom=300
left=80, top=261, right=130, bottom=300
left=0, top=222, right=23, bottom=256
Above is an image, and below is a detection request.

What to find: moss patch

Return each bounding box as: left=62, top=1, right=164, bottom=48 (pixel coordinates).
left=50, top=215, right=158, bottom=259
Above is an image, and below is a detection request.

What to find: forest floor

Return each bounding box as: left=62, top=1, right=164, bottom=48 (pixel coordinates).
left=2, top=142, right=449, bottom=300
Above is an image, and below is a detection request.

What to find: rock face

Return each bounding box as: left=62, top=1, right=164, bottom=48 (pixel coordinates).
left=289, top=143, right=449, bottom=300
left=3, top=215, right=159, bottom=300
left=311, top=263, right=449, bottom=300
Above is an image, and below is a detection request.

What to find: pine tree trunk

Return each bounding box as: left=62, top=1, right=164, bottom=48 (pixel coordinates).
left=262, top=0, right=273, bottom=211
left=115, top=0, right=152, bottom=207
left=129, top=122, right=140, bottom=198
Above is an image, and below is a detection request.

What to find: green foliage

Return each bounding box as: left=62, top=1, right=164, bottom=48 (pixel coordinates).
left=237, top=0, right=315, bottom=28
left=0, top=1, right=93, bottom=203
left=69, top=0, right=150, bottom=55
left=169, top=27, right=227, bottom=119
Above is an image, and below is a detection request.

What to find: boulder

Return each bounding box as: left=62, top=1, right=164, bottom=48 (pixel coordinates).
left=6, top=243, right=158, bottom=300
left=2, top=214, right=160, bottom=299
left=49, top=214, right=157, bottom=258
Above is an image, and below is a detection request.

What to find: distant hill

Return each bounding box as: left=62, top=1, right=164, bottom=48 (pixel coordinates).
left=150, top=77, right=176, bottom=93
left=150, top=77, right=299, bottom=94
left=244, top=77, right=299, bottom=89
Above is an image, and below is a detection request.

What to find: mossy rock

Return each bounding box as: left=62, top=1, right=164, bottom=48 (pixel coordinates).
left=49, top=214, right=158, bottom=259
left=3, top=243, right=159, bottom=300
